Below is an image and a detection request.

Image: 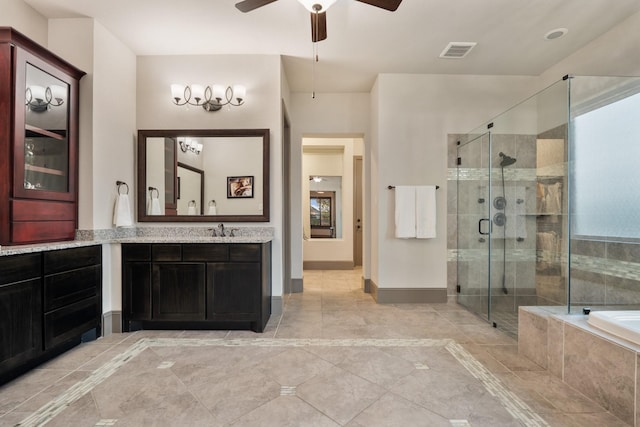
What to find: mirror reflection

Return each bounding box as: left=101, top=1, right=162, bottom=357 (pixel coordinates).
left=138, top=129, right=269, bottom=222
left=309, top=176, right=342, bottom=238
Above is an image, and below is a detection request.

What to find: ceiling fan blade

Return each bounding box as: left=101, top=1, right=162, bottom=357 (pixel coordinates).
left=235, top=0, right=279, bottom=13
left=355, top=0, right=402, bottom=11
left=311, top=11, right=327, bottom=42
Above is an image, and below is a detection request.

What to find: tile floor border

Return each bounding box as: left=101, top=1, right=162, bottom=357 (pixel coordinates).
left=16, top=337, right=549, bottom=427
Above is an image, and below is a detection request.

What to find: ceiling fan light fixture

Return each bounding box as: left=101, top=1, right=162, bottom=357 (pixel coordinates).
left=297, top=0, right=337, bottom=12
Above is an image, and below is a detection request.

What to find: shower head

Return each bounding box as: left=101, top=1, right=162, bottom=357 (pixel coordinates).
left=499, top=152, right=517, bottom=167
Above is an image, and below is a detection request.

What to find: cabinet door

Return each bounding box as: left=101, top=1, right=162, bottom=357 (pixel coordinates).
left=207, top=262, right=261, bottom=319
left=153, top=263, right=205, bottom=320
left=14, top=47, right=79, bottom=202
left=123, top=262, right=152, bottom=322
left=0, top=278, right=42, bottom=370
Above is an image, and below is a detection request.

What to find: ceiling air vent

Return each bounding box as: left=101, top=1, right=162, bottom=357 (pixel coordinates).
left=439, top=42, right=477, bottom=59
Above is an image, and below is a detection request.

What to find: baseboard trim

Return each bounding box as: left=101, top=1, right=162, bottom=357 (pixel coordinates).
left=370, top=282, right=447, bottom=304
left=362, top=277, right=372, bottom=293
left=303, top=261, right=354, bottom=270
left=272, top=296, right=283, bottom=316
left=103, top=311, right=122, bottom=336
left=291, top=278, right=303, bottom=293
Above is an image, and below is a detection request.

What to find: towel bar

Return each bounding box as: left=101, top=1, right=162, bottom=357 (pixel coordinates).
left=388, top=185, right=439, bottom=190
left=116, top=180, right=129, bottom=195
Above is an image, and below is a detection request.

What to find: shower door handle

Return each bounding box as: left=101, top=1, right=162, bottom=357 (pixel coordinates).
left=478, top=218, right=491, bottom=235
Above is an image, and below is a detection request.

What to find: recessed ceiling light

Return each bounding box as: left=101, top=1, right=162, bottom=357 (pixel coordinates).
left=544, top=28, right=568, bottom=40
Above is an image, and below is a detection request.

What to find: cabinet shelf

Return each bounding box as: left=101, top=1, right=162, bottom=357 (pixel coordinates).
left=25, top=164, right=65, bottom=176
left=25, top=124, right=66, bottom=141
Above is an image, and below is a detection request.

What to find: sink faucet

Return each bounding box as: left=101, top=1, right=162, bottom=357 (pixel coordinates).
left=218, top=223, right=225, bottom=237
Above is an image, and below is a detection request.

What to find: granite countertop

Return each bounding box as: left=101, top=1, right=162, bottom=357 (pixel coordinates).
left=0, top=227, right=274, bottom=256
left=115, top=236, right=273, bottom=244
left=0, top=240, right=102, bottom=256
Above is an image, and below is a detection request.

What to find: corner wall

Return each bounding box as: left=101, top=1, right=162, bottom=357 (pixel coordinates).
left=371, top=74, right=538, bottom=295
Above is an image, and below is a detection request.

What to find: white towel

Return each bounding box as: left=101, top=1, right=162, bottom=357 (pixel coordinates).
left=188, top=204, right=197, bottom=215
left=416, top=185, right=437, bottom=239
left=395, top=186, right=416, bottom=238
left=113, top=194, right=133, bottom=227
left=207, top=205, right=217, bottom=215
left=147, top=197, right=161, bottom=215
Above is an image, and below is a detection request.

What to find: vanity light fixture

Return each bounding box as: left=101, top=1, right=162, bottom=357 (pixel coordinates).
left=179, top=138, right=203, bottom=155
left=171, top=84, right=246, bottom=112
left=25, top=84, right=66, bottom=112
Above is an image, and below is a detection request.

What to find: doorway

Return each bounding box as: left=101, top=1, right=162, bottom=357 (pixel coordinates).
left=301, top=136, right=364, bottom=271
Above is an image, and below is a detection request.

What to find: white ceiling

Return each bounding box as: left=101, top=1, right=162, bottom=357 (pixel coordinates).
left=24, top=0, right=640, bottom=92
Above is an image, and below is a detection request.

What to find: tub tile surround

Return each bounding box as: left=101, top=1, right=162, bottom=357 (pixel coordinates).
left=519, top=306, right=640, bottom=426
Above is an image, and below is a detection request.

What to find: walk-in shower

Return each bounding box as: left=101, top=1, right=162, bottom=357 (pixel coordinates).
left=452, top=75, right=640, bottom=338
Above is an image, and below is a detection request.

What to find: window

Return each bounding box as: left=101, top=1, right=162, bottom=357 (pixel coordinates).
left=309, top=190, right=336, bottom=238
left=310, top=196, right=332, bottom=227
left=572, top=89, right=640, bottom=240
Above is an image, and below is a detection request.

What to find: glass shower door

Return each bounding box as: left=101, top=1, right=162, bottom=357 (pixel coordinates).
left=457, top=132, right=492, bottom=320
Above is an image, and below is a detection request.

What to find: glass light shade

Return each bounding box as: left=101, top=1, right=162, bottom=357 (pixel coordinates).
left=232, top=85, right=246, bottom=101
left=297, top=0, right=337, bottom=12
left=27, top=85, right=46, bottom=105
left=171, top=84, right=185, bottom=101
left=190, top=84, right=205, bottom=103
left=47, top=85, right=66, bottom=105
left=212, top=84, right=225, bottom=101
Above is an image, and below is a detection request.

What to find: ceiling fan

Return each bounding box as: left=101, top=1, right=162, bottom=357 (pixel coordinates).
left=235, top=0, right=403, bottom=42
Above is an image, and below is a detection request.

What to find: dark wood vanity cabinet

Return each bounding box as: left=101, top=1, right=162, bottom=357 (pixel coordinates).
left=0, top=253, right=42, bottom=379
left=0, top=245, right=102, bottom=385
left=0, top=27, right=85, bottom=245
left=122, top=242, right=271, bottom=332
left=43, top=246, right=102, bottom=350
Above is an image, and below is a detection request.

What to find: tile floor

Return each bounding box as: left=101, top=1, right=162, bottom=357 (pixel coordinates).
left=0, top=269, right=630, bottom=426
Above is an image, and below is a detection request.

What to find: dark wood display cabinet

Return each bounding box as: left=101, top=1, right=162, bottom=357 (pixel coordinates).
left=0, top=27, right=85, bottom=245
left=122, top=242, right=272, bottom=332
left=0, top=245, right=102, bottom=385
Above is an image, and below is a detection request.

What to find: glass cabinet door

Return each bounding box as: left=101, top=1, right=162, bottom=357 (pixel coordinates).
left=13, top=47, right=77, bottom=203
left=23, top=63, right=70, bottom=193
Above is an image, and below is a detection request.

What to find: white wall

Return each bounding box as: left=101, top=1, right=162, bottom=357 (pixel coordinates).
left=371, top=74, right=538, bottom=289
left=0, top=0, right=48, bottom=46
left=47, top=18, right=137, bottom=314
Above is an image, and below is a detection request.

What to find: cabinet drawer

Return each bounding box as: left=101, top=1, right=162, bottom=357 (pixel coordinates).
left=182, top=244, right=229, bottom=262
left=12, top=200, right=75, bottom=221
left=122, top=244, right=151, bottom=262
left=11, top=221, right=76, bottom=245
left=44, top=265, right=101, bottom=312
left=152, top=244, right=181, bottom=262
left=44, top=296, right=99, bottom=350
left=0, top=253, right=41, bottom=285
left=44, top=246, right=101, bottom=275
left=229, top=244, right=261, bottom=262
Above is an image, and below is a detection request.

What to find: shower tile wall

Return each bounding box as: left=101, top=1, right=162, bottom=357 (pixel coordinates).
left=448, top=130, right=569, bottom=335
left=447, top=131, right=538, bottom=334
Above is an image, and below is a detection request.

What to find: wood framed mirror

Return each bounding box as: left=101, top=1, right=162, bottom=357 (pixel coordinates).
left=137, top=129, right=269, bottom=222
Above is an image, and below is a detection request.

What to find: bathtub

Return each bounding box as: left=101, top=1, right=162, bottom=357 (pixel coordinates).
left=588, top=311, right=640, bottom=346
